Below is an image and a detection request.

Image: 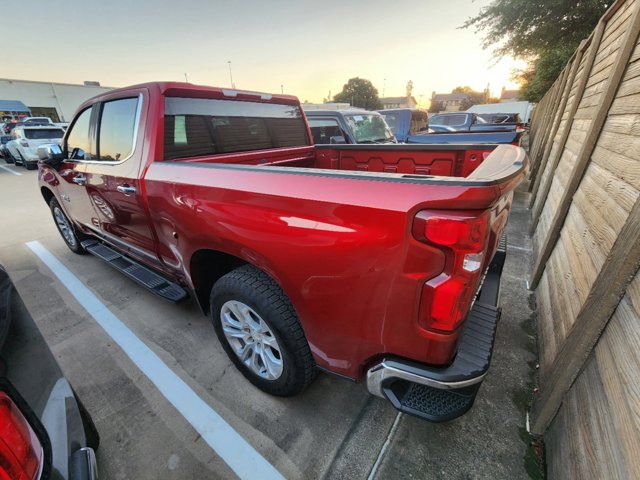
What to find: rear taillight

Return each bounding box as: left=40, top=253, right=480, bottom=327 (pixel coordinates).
left=413, top=210, right=490, bottom=332
left=19, top=140, right=29, bottom=148
left=0, top=392, right=44, bottom=480
left=516, top=126, right=525, bottom=133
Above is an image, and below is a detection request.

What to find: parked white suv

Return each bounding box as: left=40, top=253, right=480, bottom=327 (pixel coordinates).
left=21, top=116, right=54, bottom=125
left=6, top=125, right=65, bottom=169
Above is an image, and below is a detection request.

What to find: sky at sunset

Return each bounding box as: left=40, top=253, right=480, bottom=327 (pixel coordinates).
left=9, top=0, right=525, bottom=105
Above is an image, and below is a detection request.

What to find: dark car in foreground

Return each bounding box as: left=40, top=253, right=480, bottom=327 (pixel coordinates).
left=0, top=265, right=99, bottom=479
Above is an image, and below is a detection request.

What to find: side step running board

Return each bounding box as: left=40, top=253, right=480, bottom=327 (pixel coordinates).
left=81, top=240, right=188, bottom=303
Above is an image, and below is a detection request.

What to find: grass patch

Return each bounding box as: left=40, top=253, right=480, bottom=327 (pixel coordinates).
left=512, top=296, right=546, bottom=479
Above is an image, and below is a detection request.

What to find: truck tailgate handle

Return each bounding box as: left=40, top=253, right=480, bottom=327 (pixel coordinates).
left=116, top=185, right=136, bottom=195
left=72, top=175, right=86, bottom=185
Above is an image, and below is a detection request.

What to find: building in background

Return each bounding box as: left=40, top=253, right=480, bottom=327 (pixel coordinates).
left=0, top=100, right=30, bottom=121
left=379, top=96, right=417, bottom=109
left=500, top=87, right=520, bottom=103
left=430, top=92, right=470, bottom=112
left=0, top=78, right=113, bottom=122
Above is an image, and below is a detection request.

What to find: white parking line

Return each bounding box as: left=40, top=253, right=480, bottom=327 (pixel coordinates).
left=0, top=164, right=22, bottom=176
left=26, top=241, right=284, bottom=480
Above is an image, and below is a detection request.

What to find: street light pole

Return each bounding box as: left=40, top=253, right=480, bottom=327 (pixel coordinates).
left=227, top=61, right=235, bottom=88
left=184, top=73, right=188, bottom=83
left=383, top=78, right=386, bottom=97
left=281, top=84, right=284, bottom=94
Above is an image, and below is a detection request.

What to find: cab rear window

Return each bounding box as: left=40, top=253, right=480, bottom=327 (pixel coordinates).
left=24, top=129, right=64, bottom=140
left=164, top=97, right=309, bottom=160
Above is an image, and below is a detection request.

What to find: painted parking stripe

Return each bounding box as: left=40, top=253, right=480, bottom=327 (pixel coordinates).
left=0, top=164, right=21, bottom=176
left=26, top=241, right=284, bottom=480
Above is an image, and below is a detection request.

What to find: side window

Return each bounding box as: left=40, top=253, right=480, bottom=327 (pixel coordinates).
left=97, top=97, right=139, bottom=161
left=449, top=115, right=467, bottom=127
left=66, top=107, right=94, bottom=160
left=308, top=118, right=344, bottom=143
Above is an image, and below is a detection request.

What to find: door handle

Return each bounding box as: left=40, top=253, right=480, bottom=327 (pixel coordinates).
left=116, top=185, right=136, bottom=195
left=72, top=175, right=86, bottom=185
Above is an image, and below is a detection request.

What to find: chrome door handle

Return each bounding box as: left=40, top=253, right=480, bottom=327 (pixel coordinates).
left=116, top=185, right=136, bottom=195
left=72, top=175, right=86, bottom=185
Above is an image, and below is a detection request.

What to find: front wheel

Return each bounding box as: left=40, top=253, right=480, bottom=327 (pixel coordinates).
left=49, top=198, right=87, bottom=254
left=210, top=265, right=317, bottom=396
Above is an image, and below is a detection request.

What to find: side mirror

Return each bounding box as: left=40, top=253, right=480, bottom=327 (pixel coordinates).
left=37, top=144, right=64, bottom=165
left=329, top=135, right=347, bottom=144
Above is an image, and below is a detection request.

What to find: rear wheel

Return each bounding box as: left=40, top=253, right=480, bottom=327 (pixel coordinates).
left=49, top=198, right=87, bottom=254
left=210, top=265, right=317, bottom=396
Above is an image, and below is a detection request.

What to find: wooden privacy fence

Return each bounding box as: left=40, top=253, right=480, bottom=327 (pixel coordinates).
left=527, top=0, right=640, bottom=476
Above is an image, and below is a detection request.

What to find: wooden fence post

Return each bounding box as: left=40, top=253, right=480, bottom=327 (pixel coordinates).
left=529, top=3, right=640, bottom=289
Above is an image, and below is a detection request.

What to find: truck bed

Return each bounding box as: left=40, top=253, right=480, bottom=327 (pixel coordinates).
left=179, top=143, right=526, bottom=183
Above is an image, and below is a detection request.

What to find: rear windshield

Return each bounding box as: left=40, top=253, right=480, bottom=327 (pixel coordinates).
left=430, top=114, right=467, bottom=127
left=24, top=128, right=64, bottom=140
left=164, top=97, right=310, bottom=160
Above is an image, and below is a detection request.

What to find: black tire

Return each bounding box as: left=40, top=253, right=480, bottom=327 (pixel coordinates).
left=49, top=198, right=87, bottom=254
left=210, top=265, right=317, bottom=396
left=3, top=152, right=13, bottom=164
left=25, top=161, right=37, bottom=170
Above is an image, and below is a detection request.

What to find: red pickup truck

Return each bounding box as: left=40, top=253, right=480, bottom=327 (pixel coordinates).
left=37, top=82, right=526, bottom=422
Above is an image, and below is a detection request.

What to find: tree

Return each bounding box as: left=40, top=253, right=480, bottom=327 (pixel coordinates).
left=429, top=100, right=444, bottom=113
left=452, top=86, right=488, bottom=111
left=463, top=0, right=609, bottom=101
left=513, top=44, right=577, bottom=102
left=333, top=78, right=383, bottom=110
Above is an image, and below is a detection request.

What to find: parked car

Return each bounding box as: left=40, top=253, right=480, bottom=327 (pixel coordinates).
left=429, top=112, right=522, bottom=133
left=0, top=264, right=99, bottom=479
left=377, top=108, right=523, bottom=145
left=477, top=113, right=524, bottom=125
left=376, top=108, right=429, bottom=142
left=38, top=82, right=527, bottom=422
left=0, top=135, right=11, bottom=162
left=3, top=122, right=17, bottom=135
left=21, top=116, right=54, bottom=125
left=305, top=109, right=397, bottom=144
left=8, top=125, right=65, bottom=169
left=467, top=101, right=533, bottom=125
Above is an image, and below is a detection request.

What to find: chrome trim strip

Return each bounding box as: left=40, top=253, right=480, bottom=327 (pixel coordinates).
left=366, top=359, right=487, bottom=398
left=76, top=447, right=98, bottom=480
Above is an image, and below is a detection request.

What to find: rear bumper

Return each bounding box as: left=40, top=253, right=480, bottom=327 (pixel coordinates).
left=366, top=235, right=506, bottom=422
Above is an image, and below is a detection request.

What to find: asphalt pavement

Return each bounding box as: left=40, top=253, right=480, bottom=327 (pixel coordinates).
left=0, top=161, right=537, bottom=479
